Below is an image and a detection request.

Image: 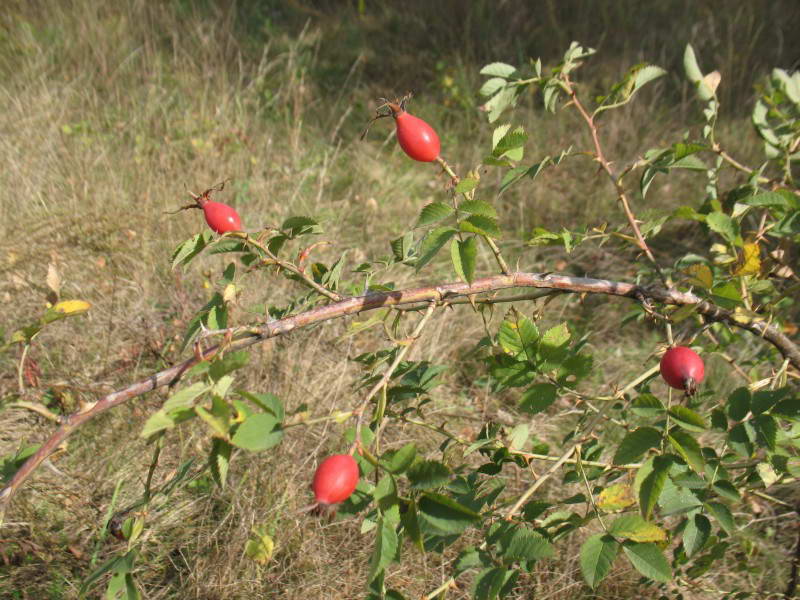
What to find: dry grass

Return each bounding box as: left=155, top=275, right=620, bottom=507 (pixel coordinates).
left=1, top=1, right=798, bottom=599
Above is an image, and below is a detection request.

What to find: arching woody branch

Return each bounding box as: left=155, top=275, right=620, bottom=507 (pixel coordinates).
left=1, top=272, right=798, bottom=520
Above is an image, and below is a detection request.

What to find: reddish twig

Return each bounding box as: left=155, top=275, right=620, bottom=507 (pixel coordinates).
left=2, top=271, right=799, bottom=521
left=563, top=74, right=668, bottom=286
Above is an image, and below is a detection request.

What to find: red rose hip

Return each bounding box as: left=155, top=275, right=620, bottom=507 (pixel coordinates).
left=387, top=102, right=440, bottom=162
left=312, top=454, right=359, bottom=505
left=202, top=201, right=241, bottom=234
left=660, top=346, right=705, bottom=395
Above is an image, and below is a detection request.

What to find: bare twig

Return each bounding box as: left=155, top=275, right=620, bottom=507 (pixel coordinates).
left=2, top=272, right=799, bottom=521
left=505, top=446, right=576, bottom=519
left=8, top=401, right=61, bottom=423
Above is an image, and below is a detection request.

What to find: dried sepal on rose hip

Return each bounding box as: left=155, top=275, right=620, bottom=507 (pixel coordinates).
left=362, top=93, right=441, bottom=163
left=312, top=453, right=360, bottom=509
left=167, top=181, right=242, bottom=234
left=660, top=345, right=705, bottom=395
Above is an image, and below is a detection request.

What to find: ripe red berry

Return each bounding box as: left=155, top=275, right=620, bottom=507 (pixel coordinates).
left=312, top=454, right=359, bottom=505
left=387, top=102, right=441, bottom=162
left=202, top=201, right=241, bottom=234
left=660, top=346, right=705, bottom=395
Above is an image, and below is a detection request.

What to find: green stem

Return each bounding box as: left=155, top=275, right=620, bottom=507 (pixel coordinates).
left=143, top=435, right=163, bottom=504
left=576, top=445, right=608, bottom=532
left=350, top=302, right=437, bottom=454
left=662, top=388, right=673, bottom=452
left=233, top=232, right=342, bottom=302
left=436, top=157, right=510, bottom=275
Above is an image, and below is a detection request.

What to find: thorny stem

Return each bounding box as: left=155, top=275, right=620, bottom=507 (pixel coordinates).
left=436, top=156, right=511, bottom=276
left=714, top=145, right=765, bottom=178
left=523, top=453, right=639, bottom=470
left=555, top=383, right=628, bottom=424
left=563, top=74, right=669, bottom=287
left=435, top=156, right=460, bottom=185
left=3, top=273, right=799, bottom=520
left=752, top=489, right=795, bottom=510
left=395, top=289, right=560, bottom=312
left=350, top=302, right=437, bottom=454
left=482, top=236, right=511, bottom=276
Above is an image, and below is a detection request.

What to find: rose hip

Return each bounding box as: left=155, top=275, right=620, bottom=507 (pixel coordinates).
left=386, top=102, right=441, bottom=162
left=660, top=346, right=705, bottom=395
left=312, top=454, right=359, bottom=506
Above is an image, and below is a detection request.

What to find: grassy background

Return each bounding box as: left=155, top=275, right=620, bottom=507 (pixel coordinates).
left=1, top=1, right=799, bottom=598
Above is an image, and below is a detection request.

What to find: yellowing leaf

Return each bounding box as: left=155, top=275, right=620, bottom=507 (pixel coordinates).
left=597, top=483, right=636, bottom=511
left=609, top=514, right=668, bottom=543
left=732, top=306, right=761, bottom=325
left=53, top=300, right=91, bottom=315
left=734, top=242, right=761, bottom=276
left=223, top=283, right=238, bottom=303
left=10, top=330, right=28, bottom=344
left=244, top=527, right=274, bottom=564
left=684, top=264, right=712, bottom=288
left=756, top=463, right=779, bottom=488
left=626, top=522, right=668, bottom=543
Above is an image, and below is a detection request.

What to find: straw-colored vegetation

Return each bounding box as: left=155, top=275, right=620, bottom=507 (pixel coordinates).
left=1, top=1, right=798, bottom=598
